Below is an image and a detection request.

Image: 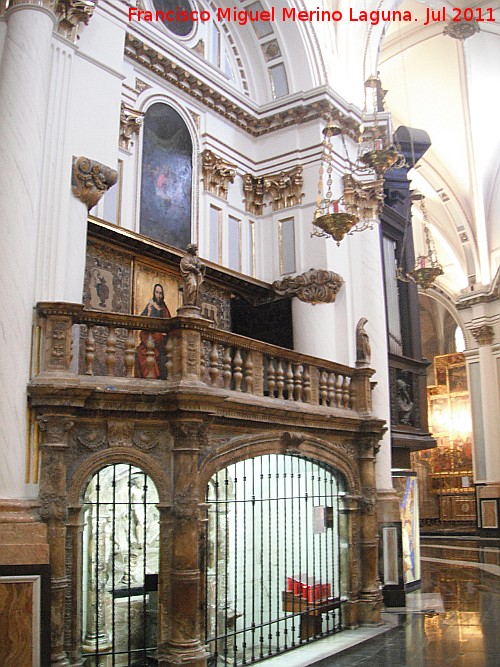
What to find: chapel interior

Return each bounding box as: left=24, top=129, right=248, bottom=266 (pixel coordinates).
left=0, top=1, right=499, bottom=666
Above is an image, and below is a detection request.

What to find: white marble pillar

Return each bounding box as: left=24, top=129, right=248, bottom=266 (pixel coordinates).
left=0, top=2, right=56, bottom=498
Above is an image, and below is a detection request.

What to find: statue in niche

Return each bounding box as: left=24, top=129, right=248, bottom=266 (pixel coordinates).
left=356, top=317, right=371, bottom=367
left=397, top=378, right=414, bottom=425
left=180, top=244, right=206, bottom=307
left=136, top=283, right=171, bottom=379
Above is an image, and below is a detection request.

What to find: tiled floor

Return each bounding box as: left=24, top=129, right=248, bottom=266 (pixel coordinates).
left=313, top=538, right=500, bottom=667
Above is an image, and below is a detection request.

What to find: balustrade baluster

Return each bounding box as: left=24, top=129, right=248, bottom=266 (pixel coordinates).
left=335, top=374, right=343, bottom=407
left=267, top=358, right=276, bottom=397
left=124, top=330, right=135, bottom=377
left=302, top=366, right=311, bottom=403
left=327, top=372, right=336, bottom=407
left=84, top=325, right=95, bottom=376
left=244, top=352, right=254, bottom=394
left=293, top=364, right=303, bottom=401
left=319, top=370, right=328, bottom=405
left=105, top=327, right=116, bottom=376
left=276, top=360, right=285, bottom=400
left=286, top=362, right=294, bottom=400
left=342, top=375, right=351, bottom=408
left=165, top=336, right=173, bottom=380
left=209, top=342, right=220, bottom=386
left=145, top=334, right=156, bottom=379
left=233, top=348, right=243, bottom=391
left=223, top=346, right=232, bottom=389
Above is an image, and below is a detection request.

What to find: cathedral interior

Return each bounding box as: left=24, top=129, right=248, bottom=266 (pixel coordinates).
left=0, top=1, right=499, bottom=666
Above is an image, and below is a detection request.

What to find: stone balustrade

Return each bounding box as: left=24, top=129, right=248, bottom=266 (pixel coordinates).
left=34, top=302, right=374, bottom=414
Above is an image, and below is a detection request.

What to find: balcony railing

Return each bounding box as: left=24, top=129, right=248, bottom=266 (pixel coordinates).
left=33, top=303, right=374, bottom=414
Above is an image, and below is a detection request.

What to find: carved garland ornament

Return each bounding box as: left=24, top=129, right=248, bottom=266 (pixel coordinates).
left=201, top=150, right=236, bottom=200
left=272, top=268, right=344, bottom=305
left=72, top=156, right=118, bottom=210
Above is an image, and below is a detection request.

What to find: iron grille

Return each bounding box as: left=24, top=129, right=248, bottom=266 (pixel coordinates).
left=205, top=454, right=347, bottom=666
left=81, top=464, right=159, bottom=666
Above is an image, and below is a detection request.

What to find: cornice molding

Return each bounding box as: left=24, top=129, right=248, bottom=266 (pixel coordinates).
left=124, top=33, right=362, bottom=138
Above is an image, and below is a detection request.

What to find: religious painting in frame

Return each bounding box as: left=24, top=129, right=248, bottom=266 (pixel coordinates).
left=133, top=261, right=181, bottom=319
left=139, top=103, right=193, bottom=250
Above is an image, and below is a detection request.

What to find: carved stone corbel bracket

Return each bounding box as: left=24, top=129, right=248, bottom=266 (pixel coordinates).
left=342, top=173, right=384, bottom=222
left=272, top=268, right=344, bottom=304
left=72, top=156, right=117, bottom=210
left=201, top=149, right=236, bottom=200
left=471, top=324, right=494, bottom=346
left=56, top=0, right=97, bottom=41
left=244, top=165, right=304, bottom=215
left=280, top=431, right=307, bottom=452
left=119, top=103, right=144, bottom=150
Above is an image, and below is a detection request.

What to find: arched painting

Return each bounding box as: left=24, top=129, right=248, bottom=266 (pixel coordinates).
left=140, top=103, right=192, bottom=249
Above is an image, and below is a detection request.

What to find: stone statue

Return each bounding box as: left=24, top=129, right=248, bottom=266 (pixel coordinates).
left=356, top=317, right=371, bottom=367
left=180, top=243, right=206, bottom=307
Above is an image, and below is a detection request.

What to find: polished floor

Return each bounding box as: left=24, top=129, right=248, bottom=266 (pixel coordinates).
left=315, top=537, right=500, bottom=667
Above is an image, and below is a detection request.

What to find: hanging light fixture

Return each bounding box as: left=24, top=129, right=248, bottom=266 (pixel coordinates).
left=398, top=196, right=444, bottom=289
left=311, top=120, right=360, bottom=245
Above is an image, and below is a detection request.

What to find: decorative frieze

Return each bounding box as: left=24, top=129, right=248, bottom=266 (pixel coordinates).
left=72, top=156, right=117, bottom=210
left=119, top=103, right=144, bottom=150
left=244, top=165, right=304, bottom=215
left=201, top=149, right=236, bottom=200
left=272, top=268, right=344, bottom=304
left=471, top=324, right=494, bottom=346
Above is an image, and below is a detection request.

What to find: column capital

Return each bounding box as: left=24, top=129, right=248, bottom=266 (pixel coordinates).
left=471, top=324, right=494, bottom=346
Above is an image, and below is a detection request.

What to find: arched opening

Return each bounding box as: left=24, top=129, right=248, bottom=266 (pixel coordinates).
left=81, top=463, right=160, bottom=666
left=204, top=454, right=348, bottom=666
left=140, top=103, right=193, bottom=250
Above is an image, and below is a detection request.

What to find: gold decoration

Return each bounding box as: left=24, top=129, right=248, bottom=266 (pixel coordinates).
left=72, top=156, right=117, bottom=210
left=201, top=150, right=236, bottom=200
left=272, top=268, right=344, bottom=304
left=119, top=103, right=144, bottom=150
left=471, top=324, right=494, bottom=346
left=342, top=173, right=384, bottom=222
left=358, top=146, right=404, bottom=176
left=243, top=166, right=304, bottom=215
left=56, top=0, right=97, bottom=41
left=312, top=212, right=359, bottom=245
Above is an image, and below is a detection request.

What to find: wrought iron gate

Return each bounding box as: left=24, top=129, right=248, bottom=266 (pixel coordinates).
left=205, top=454, right=347, bottom=666
left=81, top=464, right=160, bottom=666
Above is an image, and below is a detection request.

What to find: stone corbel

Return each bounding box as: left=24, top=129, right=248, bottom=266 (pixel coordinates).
left=201, top=149, right=236, bottom=200
left=119, top=103, right=144, bottom=150
left=56, top=0, right=97, bottom=41
left=342, top=173, right=384, bottom=221
left=72, top=156, right=118, bottom=210
left=272, top=268, right=344, bottom=304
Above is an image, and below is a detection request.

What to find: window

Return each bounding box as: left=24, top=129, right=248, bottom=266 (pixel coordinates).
left=140, top=103, right=192, bottom=250
left=279, top=218, right=296, bottom=275
left=152, top=0, right=195, bottom=37
left=209, top=205, right=222, bottom=263
left=228, top=215, right=241, bottom=271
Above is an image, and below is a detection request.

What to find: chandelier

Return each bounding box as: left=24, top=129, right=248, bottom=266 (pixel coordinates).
left=311, top=76, right=404, bottom=245
left=398, top=196, right=444, bottom=289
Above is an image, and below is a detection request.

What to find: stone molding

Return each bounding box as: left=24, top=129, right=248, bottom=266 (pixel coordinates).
left=272, top=268, right=344, bottom=304
left=71, top=156, right=118, bottom=210
left=201, top=149, right=236, bottom=200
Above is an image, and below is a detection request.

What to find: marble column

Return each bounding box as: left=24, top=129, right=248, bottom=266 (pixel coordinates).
left=0, top=1, right=56, bottom=500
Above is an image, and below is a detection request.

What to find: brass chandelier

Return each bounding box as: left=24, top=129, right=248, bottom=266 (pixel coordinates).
left=311, top=76, right=404, bottom=245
